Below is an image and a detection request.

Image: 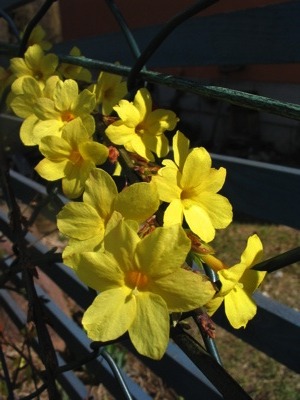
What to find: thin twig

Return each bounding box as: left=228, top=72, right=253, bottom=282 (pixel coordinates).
left=0, top=341, right=14, bottom=400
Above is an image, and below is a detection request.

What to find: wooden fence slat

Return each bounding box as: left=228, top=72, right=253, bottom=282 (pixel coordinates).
left=0, top=212, right=226, bottom=398
left=8, top=145, right=300, bottom=229
left=213, top=292, right=300, bottom=373
left=0, top=0, right=34, bottom=11
left=0, top=288, right=89, bottom=400
left=1, top=193, right=299, bottom=381
left=54, top=1, right=300, bottom=68
left=211, top=153, right=300, bottom=229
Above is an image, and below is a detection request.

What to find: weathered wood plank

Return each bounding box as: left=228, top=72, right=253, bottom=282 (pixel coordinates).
left=0, top=288, right=89, bottom=400
left=0, top=0, right=34, bottom=11
left=54, top=1, right=300, bottom=67
left=213, top=292, right=300, bottom=373
left=0, top=209, right=225, bottom=399
left=211, top=154, right=300, bottom=229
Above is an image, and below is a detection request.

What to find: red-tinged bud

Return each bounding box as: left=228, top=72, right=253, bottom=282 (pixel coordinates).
left=186, top=230, right=214, bottom=255
left=195, top=310, right=216, bottom=339
left=108, top=146, right=119, bottom=163
left=101, top=115, right=119, bottom=126
left=138, top=215, right=158, bottom=238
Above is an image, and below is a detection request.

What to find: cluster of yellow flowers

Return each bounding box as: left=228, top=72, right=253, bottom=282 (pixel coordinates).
left=1, top=26, right=267, bottom=359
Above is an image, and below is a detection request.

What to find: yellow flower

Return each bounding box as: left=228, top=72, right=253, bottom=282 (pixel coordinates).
left=21, top=78, right=96, bottom=145
left=58, top=47, right=92, bottom=83
left=57, top=168, right=160, bottom=259
left=71, top=220, right=215, bottom=359
left=205, top=234, right=267, bottom=329
left=152, top=131, right=232, bottom=243
left=89, top=70, right=127, bottom=115
left=10, top=44, right=58, bottom=91
left=24, top=25, right=52, bottom=51
left=10, top=76, right=58, bottom=117
left=8, top=75, right=60, bottom=146
left=105, top=88, right=178, bottom=161
left=35, top=118, right=108, bottom=199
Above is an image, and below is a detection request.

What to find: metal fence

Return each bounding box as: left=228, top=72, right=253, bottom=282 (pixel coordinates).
left=0, top=0, right=300, bottom=399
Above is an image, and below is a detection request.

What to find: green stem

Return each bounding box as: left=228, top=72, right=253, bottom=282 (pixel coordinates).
left=57, top=56, right=300, bottom=121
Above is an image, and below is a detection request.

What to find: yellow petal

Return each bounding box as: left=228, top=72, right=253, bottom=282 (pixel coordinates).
left=240, top=270, right=267, bottom=295
left=79, top=141, right=108, bottom=165
left=20, top=115, right=39, bottom=146
left=114, top=99, right=140, bottom=125
left=81, top=115, right=96, bottom=136
left=199, top=167, right=227, bottom=193
left=74, top=251, right=124, bottom=291
left=57, top=202, right=104, bottom=240
left=105, top=121, right=135, bottom=145
left=53, top=79, right=78, bottom=111
left=150, top=269, right=215, bottom=312
left=32, top=119, right=63, bottom=143
left=134, top=224, right=190, bottom=278
left=82, top=287, right=136, bottom=342
left=183, top=203, right=216, bottom=243
left=39, top=136, right=71, bottom=159
left=62, top=117, right=90, bottom=145
left=62, top=161, right=93, bottom=199
left=181, top=147, right=212, bottom=190
left=163, top=199, right=184, bottom=226
left=62, top=236, right=103, bottom=266
left=173, top=131, right=190, bottom=170
left=83, top=169, right=117, bottom=218
left=205, top=296, right=224, bottom=316
left=34, top=97, right=60, bottom=119
left=129, top=135, right=154, bottom=161
left=104, top=219, right=140, bottom=272
left=152, top=167, right=181, bottom=202
left=129, top=292, right=169, bottom=359
left=115, top=181, right=159, bottom=223
left=35, top=158, right=67, bottom=180
left=40, top=53, right=59, bottom=76
left=10, top=95, right=35, bottom=118
left=224, top=287, right=257, bottom=329
left=74, top=88, right=96, bottom=114
left=195, top=193, right=233, bottom=230
left=218, top=263, right=247, bottom=294
left=146, top=108, right=178, bottom=134
left=143, top=133, right=169, bottom=158
left=133, top=88, right=152, bottom=120
left=240, top=234, right=263, bottom=268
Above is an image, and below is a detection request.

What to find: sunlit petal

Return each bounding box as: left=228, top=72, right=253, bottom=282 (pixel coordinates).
left=82, top=288, right=136, bottom=342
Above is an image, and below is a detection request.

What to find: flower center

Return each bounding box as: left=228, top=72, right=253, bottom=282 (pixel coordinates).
left=126, top=271, right=149, bottom=291
left=69, top=150, right=82, bottom=164
left=180, top=189, right=189, bottom=200
left=135, top=122, right=146, bottom=136
left=33, top=70, right=43, bottom=80
left=104, top=87, right=114, bottom=100
left=61, top=110, right=75, bottom=122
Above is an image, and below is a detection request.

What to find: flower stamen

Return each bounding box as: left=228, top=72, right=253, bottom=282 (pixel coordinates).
left=61, top=110, right=75, bottom=122
left=126, top=270, right=149, bottom=291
